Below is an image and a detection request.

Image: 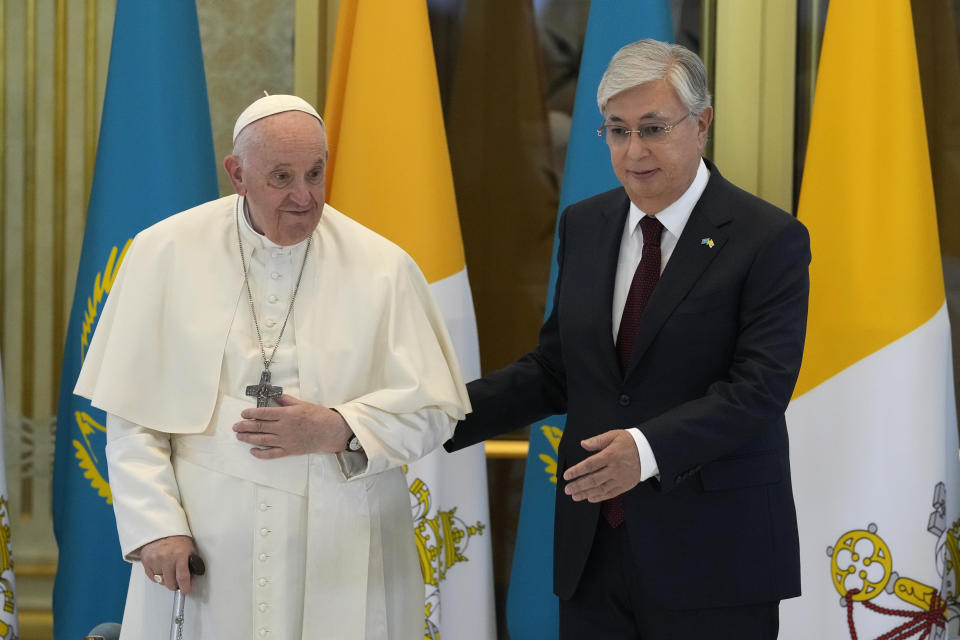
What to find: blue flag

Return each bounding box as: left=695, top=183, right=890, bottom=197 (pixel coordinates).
left=505, top=3, right=673, bottom=637
left=51, top=1, right=218, bottom=637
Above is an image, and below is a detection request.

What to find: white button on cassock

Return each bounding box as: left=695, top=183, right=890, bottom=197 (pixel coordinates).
left=268, top=294, right=279, bottom=303
left=259, top=628, right=269, bottom=637
left=258, top=577, right=268, bottom=586
left=260, top=527, right=270, bottom=536
left=271, top=272, right=281, bottom=280
left=259, top=502, right=270, bottom=511
left=259, top=553, right=269, bottom=561
left=259, top=603, right=268, bottom=612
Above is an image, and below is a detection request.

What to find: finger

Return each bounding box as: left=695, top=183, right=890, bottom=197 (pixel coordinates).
left=589, top=481, right=622, bottom=502
left=158, top=564, right=177, bottom=590
left=564, top=468, right=609, bottom=495
left=175, top=557, right=193, bottom=595
left=581, top=488, right=617, bottom=503
left=145, top=565, right=163, bottom=584
left=274, top=394, right=302, bottom=406
left=580, top=430, right=617, bottom=452
left=250, top=446, right=287, bottom=460
left=235, top=432, right=278, bottom=447
left=240, top=406, right=283, bottom=421
left=569, top=479, right=619, bottom=503
left=233, top=419, right=275, bottom=434
left=563, top=455, right=606, bottom=482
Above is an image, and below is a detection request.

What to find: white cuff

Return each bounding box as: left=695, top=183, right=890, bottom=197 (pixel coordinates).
left=626, top=427, right=660, bottom=482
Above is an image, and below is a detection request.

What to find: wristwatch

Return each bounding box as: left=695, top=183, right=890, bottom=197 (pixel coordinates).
left=346, top=434, right=363, bottom=452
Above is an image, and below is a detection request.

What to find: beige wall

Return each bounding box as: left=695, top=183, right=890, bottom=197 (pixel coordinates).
left=2, top=0, right=114, bottom=620
left=197, top=0, right=295, bottom=196
left=0, top=1, right=298, bottom=629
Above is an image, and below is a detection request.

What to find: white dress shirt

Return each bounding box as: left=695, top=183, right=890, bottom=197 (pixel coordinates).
left=612, top=159, right=710, bottom=482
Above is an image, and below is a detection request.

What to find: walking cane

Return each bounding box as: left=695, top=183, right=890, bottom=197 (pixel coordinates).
left=169, top=553, right=206, bottom=640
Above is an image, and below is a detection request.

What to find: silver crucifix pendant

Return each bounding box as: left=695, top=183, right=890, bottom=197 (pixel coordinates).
left=245, top=370, right=283, bottom=407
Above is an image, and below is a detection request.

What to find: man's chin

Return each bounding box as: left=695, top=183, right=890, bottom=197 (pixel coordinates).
left=267, top=223, right=318, bottom=246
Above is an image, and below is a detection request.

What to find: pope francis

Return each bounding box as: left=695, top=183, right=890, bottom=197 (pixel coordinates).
left=74, top=95, right=471, bottom=639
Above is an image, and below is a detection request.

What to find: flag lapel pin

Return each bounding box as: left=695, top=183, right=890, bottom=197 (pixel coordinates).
left=700, top=237, right=715, bottom=248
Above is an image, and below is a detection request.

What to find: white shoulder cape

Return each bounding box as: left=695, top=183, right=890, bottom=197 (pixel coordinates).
left=75, top=194, right=470, bottom=432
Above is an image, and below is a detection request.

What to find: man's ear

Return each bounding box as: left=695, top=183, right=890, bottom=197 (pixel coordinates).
left=696, top=106, right=714, bottom=148
left=224, top=155, right=245, bottom=195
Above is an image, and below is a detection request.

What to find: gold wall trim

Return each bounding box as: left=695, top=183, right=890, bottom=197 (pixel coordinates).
left=16, top=563, right=57, bottom=578
left=701, top=0, right=716, bottom=76
left=2, top=0, right=115, bottom=610
left=485, top=440, right=528, bottom=459
left=19, top=609, right=53, bottom=639
left=84, top=0, right=97, bottom=203
left=713, top=1, right=797, bottom=212
left=19, top=609, right=53, bottom=622
left=54, top=0, right=67, bottom=411
left=293, top=0, right=324, bottom=109
left=293, top=0, right=341, bottom=111
left=22, top=0, right=39, bottom=520
left=701, top=0, right=717, bottom=160
left=0, top=0, right=6, bottom=359
left=807, top=0, right=823, bottom=118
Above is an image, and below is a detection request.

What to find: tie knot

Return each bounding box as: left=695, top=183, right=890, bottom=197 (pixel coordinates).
left=639, top=216, right=663, bottom=246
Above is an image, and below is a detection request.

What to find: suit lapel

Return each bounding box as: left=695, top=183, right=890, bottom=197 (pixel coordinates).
left=593, top=192, right=631, bottom=381
left=624, top=173, right=733, bottom=376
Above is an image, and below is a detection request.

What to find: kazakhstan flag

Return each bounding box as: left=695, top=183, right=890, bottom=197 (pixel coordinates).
left=52, top=1, right=218, bottom=637
left=505, top=2, right=673, bottom=637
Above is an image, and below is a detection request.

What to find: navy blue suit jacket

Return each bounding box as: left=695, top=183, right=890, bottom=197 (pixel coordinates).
left=445, top=161, right=810, bottom=609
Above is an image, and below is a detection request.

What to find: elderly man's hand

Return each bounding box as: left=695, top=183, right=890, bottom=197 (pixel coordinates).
left=233, top=394, right=353, bottom=459
left=562, top=429, right=642, bottom=502
left=140, top=535, right=198, bottom=594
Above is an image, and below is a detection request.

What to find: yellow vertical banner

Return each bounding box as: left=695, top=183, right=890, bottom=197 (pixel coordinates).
left=325, top=0, right=464, bottom=284
left=324, top=1, right=495, bottom=637
left=782, top=1, right=960, bottom=638
left=792, top=0, right=943, bottom=398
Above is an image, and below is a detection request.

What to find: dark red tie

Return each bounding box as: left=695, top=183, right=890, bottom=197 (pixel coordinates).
left=603, top=215, right=663, bottom=528
left=615, top=215, right=664, bottom=371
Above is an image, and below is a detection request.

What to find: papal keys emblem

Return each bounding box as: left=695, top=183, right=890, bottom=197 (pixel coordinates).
left=827, top=482, right=960, bottom=639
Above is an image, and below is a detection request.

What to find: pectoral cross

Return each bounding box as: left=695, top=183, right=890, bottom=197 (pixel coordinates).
left=246, top=370, right=283, bottom=407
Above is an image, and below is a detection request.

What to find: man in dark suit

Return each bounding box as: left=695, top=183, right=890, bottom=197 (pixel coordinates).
left=444, top=39, right=809, bottom=639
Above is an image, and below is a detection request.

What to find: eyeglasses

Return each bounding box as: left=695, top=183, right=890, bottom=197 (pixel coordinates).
left=597, top=113, right=694, bottom=146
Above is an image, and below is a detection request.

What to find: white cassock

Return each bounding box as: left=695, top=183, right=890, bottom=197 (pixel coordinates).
left=75, top=195, right=470, bottom=640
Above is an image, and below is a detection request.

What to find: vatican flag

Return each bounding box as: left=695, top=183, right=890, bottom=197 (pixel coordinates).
left=780, top=1, right=960, bottom=638
left=0, top=355, right=18, bottom=639
left=324, top=1, right=495, bottom=638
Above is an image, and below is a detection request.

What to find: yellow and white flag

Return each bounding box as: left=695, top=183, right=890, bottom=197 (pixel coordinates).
left=324, top=1, right=496, bottom=638
left=781, top=1, right=960, bottom=638
left=0, top=355, right=18, bottom=639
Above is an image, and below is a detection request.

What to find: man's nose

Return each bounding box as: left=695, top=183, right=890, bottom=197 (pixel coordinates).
left=288, top=179, right=311, bottom=204
left=624, top=132, right=651, bottom=158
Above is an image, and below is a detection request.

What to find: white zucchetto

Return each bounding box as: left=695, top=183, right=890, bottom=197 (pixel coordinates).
left=232, top=94, right=324, bottom=143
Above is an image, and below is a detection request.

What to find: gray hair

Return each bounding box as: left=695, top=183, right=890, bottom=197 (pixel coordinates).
left=597, top=39, right=711, bottom=116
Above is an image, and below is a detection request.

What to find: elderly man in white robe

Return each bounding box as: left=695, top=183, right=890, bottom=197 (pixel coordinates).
left=75, top=95, right=470, bottom=640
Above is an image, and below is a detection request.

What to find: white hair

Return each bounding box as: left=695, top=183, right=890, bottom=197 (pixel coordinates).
left=596, top=39, right=711, bottom=115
